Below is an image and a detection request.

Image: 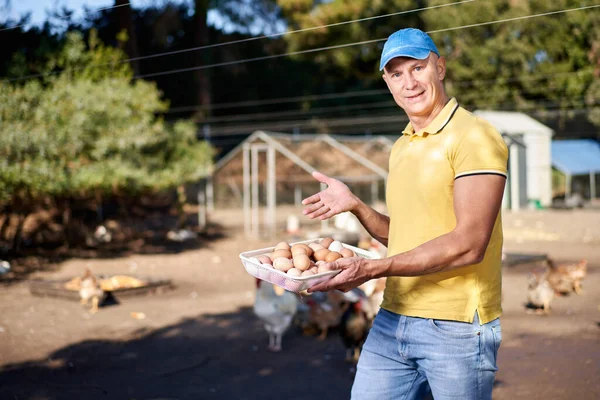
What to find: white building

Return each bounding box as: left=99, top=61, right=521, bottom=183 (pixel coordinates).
left=474, top=111, right=554, bottom=210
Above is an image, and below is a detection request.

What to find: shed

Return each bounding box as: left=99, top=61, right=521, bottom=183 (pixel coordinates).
left=474, top=110, right=554, bottom=209
left=551, top=139, right=600, bottom=199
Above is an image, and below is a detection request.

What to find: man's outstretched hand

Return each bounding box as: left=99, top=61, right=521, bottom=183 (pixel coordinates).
left=302, top=171, right=359, bottom=220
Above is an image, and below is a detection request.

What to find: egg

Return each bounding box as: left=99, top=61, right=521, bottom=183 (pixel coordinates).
left=320, top=237, right=334, bottom=248
left=248, top=257, right=262, bottom=265
left=309, top=266, right=319, bottom=273
left=328, top=240, right=343, bottom=253
left=301, top=270, right=315, bottom=277
left=274, top=241, right=291, bottom=251
left=286, top=268, right=302, bottom=277
left=273, top=257, right=293, bottom=272
left=313, top=248, right=330, bottom=261
left=308, top=243, right=324, bottom=252
left=300, top=244, right=314, bottom=257
left=257, top=255, right=273, bottom=265
left=291, top=244, right=308, bottom=256
left=292, top=253, right=311, bottom=271
left=340, top=248, right=355, bottom=258
left=317, top=262, right=338, bottom=273
left=270, top=249, right=292, bottom=261
left=325, top=251, right=342, bottom=262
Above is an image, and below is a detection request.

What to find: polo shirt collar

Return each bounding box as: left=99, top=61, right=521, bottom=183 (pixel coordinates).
left=402, top=97, right=459, bottom=137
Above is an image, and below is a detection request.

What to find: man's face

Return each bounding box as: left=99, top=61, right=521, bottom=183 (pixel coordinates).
left=382, top=54, right=446, bottom=119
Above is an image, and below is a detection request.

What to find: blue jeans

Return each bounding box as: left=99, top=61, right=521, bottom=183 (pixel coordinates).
left=351, top=309, right=502, bottom=400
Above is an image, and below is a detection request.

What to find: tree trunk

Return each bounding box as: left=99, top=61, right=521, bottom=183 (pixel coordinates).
left=62, top=198, right=72, bottom=249
left=12, top=212, right=29, bottom=252
left=176, top=185, right=188, bottom=229
left=115, top=0, right=140, bottom=75
left=194, top=0, right=212, bottom=121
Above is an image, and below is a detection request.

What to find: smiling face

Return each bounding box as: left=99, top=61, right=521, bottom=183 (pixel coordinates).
left=382, top=53, right=448, bottom=129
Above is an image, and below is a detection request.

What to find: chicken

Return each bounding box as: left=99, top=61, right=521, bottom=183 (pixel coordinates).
left=526, top=271, right=554, bottom=315
left=339, top=289, right=371, bottom=363
left=546, top=259, right=587, bottom=295
left=253, top=279, right=299, bottom=352
left=305, top=290, right=350, bottom=341
left=79, top=269, right=106, bottom=314
left=358, top=277, right=386, bottom=320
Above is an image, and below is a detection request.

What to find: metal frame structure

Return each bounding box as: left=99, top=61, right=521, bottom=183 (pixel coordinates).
left=211, top=131, right=390, bottom=238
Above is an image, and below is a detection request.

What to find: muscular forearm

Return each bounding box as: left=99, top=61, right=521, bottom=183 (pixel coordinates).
left=350, top=198, right=390, bottom=247
left=371, top=229, right=488, bottom=278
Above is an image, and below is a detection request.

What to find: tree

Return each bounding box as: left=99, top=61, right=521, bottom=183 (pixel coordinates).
left=0, top=31, right=214, bottom=250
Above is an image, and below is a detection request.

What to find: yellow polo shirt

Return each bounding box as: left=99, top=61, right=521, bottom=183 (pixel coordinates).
left=382, top=98, right=508, bottom=324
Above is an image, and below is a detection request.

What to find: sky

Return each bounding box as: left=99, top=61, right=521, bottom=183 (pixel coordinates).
left=2, top=0, right=186, bottom=28
left=0, top=0, right=276, bottom=34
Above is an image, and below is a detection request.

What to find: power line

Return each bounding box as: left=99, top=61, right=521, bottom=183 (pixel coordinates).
left=200, top=96, right=599, bottom=137
left=0, top=2, right=132, bottom=32
left=195, top=101, right=396, bottom=123
left=1, top=0, right=475, bottom=83
left=168, top=89, right=390, bottom=113
left=166, top=69, right=592, bottom=115
left=134, top=4, right=600, bottom=80
left=117, top=0, right=476, bottom=63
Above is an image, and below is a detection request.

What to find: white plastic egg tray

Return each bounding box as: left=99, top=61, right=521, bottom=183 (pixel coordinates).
left=239, top=238, right=380, bottom=293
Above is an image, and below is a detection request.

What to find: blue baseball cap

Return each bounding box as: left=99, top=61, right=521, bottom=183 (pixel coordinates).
left=379, top=28, right=440, bottom=71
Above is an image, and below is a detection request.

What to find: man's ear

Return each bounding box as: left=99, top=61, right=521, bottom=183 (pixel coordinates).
left=382, top=73, right=390, bottom=90
left=437, top=56, right=447, bottom=80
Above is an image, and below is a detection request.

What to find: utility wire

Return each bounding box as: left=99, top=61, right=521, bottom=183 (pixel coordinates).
left=117, top=0, right=476, bottom=63
left=0, top=2, right=132, bottom=32
left=1, top=0, right=474, bottom=83
left=201, top=96, right=598, bottom=137
left=166, top=69, right=592, bottom=115
left=134, top=4, right=600, bottom=80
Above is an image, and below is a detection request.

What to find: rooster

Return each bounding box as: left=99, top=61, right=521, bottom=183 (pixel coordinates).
left=339, top=289, right=372, bottom=363
left=546, top=259, right=587, bottom=295
left=79, top=269, right=106, bottom=314
left=253, top=279, right=299, bottom=352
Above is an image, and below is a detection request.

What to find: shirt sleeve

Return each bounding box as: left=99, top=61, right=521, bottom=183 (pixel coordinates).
left=450, top=120, right=509, bottom=179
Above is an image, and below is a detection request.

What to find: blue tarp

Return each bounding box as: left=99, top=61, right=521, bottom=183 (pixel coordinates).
left=552, top=139, right=600, bottom=175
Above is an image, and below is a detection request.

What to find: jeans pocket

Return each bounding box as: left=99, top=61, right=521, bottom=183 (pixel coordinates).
left=491, top=324, right=502, bottom=364
left=428, top=318, right=481, bottom=339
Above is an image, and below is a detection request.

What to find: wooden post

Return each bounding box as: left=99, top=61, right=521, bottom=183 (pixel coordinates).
left=509, top=143, right=520, bottom=211
left=251, top=145, right=260, bottom=238
left=243, top=144, right=251, bottom=237
left=267, top=145, right=276, bottom=238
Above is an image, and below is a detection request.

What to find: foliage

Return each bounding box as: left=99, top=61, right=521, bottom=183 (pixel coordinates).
left=0, top=30, right=213, bottom=207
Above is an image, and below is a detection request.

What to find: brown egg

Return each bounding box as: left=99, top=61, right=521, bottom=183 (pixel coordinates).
left=257, top=255, right=273, bottom=265
left=320, top=237, right=335, bottom=248
left=270, top=249, right=292, bottom=261
left=308, top=243, right=325, bottom=252
left=299, top=244, right=314, bottom=257
left=301, top=270, right=316, bottom=277
left=325, top=251, right=342, bottom=262
left=317, top=263, right=338, bottom=273
left=340, top=248, right=355, bottom=258
left=274, top=241, right=291, bottom=251
left=286, top=268, right=302, bottom=277
left=291, top=244, right=307, bottom=256
left=292, top=253, right=311, bottom=271
left=273, top=257, right=293, bottom=272
left=313, top=248, right=330, bottom=262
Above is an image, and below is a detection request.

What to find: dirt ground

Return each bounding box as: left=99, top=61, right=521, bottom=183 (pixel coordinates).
left=0, top=207, right=599, bottom=400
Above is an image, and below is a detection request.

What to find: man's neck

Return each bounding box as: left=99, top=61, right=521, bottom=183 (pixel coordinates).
left=408, top=95, right=450, bottom=133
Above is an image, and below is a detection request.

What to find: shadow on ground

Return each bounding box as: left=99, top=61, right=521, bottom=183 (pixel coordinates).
left=0, top=307, right=357, bottom=400
left=0, top=222, right=228, bottom=286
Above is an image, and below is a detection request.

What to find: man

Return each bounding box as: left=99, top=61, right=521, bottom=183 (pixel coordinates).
left=302, top=28, right=508, bottom=400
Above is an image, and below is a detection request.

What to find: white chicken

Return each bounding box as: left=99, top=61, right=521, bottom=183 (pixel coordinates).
left=253, top=279, right=298, bottom=352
